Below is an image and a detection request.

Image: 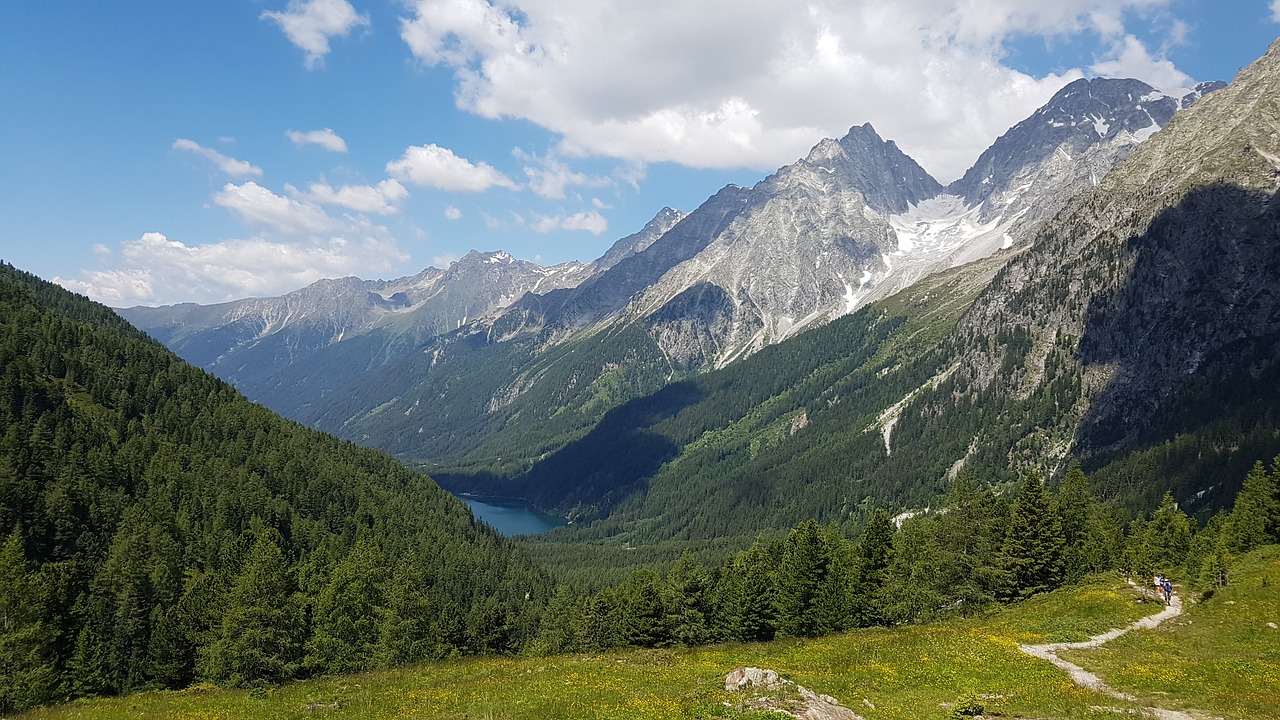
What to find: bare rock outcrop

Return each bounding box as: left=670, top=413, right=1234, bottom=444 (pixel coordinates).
left=724, top=667, right=864, bottom=720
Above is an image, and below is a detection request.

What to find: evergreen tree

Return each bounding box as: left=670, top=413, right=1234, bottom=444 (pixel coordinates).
left=1227, top=459, right=1280, bottom=552
left=775, top=520, right=831, bottom=636
left=849, top=508, right=894, bottom=627
left=1002, top=472, right=1065, bottom=599
left=375, top=560, right=449, bottom=665
left=621, top=570, right=674, bottom=647
left=1122, top=517, right=1154, bottom=580
left=1055, top=464, right=1093, bottom=580
left=811, top=523, right=855, bottom=635
left=0, top=530, right=58, bottom=713
left=306, top=537, right=390, bottom=675
left=712, top=541, right=776, bottom=642
left=200, top=529, right=306, bottom=687
left=665, top=553, right=711, bottom=646
left=1145, top=492, right=1193, bottom=574
left=529, top=586, right=585, bottom=655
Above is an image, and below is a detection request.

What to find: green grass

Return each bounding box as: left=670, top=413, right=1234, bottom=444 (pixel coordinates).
left=14, top=566, right=1276, bottom=720
left=1059, top=545, right=1280, bottom=720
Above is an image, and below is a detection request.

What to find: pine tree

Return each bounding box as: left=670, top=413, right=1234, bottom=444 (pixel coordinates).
left=1003, top=472, right=1065, bottom=599
left=666, top=552, right=711, bottom=646
left=849, top=508, right=894, bottom=627
left=1228, top=459, right=1280, bottom=552
left=0, top=530, right=58, bottom=713
left=200, top=529, right=306, bottom=687
left=375, top=560, right=448, bottom=665
left=775, top=520, right=831, bottom=636
left=1146, top=492, right=1193, bottom=574
left=305, top=537, right=389, bottom=675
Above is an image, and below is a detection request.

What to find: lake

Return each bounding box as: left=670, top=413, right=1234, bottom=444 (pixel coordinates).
left=456, top=494, right=568, bottom=536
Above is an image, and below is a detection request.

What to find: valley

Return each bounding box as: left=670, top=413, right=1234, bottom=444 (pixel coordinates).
left=3, top=15, right=1280, bottom=720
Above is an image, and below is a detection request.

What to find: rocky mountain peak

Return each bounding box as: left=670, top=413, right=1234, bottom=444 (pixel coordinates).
left=947, top=76, right=1222, bottom=210
left=778, top=122, right=941, bottom=215
left=591, top=207, right=687, bottom=274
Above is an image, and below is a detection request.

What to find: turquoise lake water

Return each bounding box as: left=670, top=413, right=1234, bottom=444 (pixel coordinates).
left=456, top=494, right=568, bottom=536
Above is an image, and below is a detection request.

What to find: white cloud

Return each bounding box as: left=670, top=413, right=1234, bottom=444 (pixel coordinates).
left=515, top=149, right=612, bottom=199
left=1271, top=0, right=1280, bottom=22
left=213, top=181, right=337, bottom=234
left=288, top=179, right=408, bottom=214
left=1090, top=34, right=1193, bottom=95
left=386, top=143, right=520, bottom=191
left=262, top=0, right=370, bottom=69
left=591, top=197, right=611, bottom=210
left=286, top=128, right=349, bottom=152
left=532, top=210, right=608, bottom=234
left=56, top=231, right=409, bottom=306
left=398, top=0, right=1187, bottom=182
left=172, top=139, right=263, bottom=178
left=444, top=206, right=463, bottom=220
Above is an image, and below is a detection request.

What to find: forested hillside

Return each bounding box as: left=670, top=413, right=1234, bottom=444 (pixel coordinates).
left=0, top=263, right=550, bottom=713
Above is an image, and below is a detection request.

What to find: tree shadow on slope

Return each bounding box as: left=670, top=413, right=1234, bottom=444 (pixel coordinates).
left=440, top=381, right=704, bottom=518
left=1075, top=183, right=1280, bottom=511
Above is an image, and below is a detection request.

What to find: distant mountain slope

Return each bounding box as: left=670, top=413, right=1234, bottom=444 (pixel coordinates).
left=0, top=262, right=548, bottom=709
left=449, top=44, right=1278, bottom=542
left=118, top=250, right=590, bottom=402
left=285, top=76, right=1212, bottom=470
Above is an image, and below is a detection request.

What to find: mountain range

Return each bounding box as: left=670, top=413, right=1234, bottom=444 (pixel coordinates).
left=115, top=52, right=1280, bottom=547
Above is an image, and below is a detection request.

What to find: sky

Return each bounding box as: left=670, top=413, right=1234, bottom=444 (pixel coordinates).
left=1, top=1, right=1277, bottom=307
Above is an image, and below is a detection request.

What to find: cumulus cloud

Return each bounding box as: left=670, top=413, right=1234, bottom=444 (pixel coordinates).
left=515, top=149, right=612, bottom=199
left=286, top=128, right=349, bottom=152
left=398, top=0, right=1190, bottom=181
left=532, top=210, right=607, bottom=234
left=213, top=181, right=339, bottom=235
left=262, top=0, right=370, bottom=69
left=1271, top=0, right=1280, bottom=22
left=386, top=143, right=520, bottom=191
left=1090, top=34, right=1193, bottom=94
left=55, top=230, right=409, bottom=306
left=288, top=179, right=408, bottom=214
left=172, top=139, right=263, bottom=178
left=444, top=206, right=463, bottom=220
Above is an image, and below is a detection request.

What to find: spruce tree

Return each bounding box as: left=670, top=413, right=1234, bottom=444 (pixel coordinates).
left=376, top=560, right=447, bottom=665
left=849, top=508, right=894, bottom=627
left=775, top=520, right=831, bottom=636
left=666, top=553, right=711, bottom=646
left=713, top=541, right=776, bottom=642
left=1228, top=459, right=1280, bottom=552
left=0, top=530, right=58, bottom=713
left=1146, top=492, right=1193, bottom=574
left=306, top=537, right=389, bottom=675
left=200, top=529, right=306, bottom=687
left=1002, top=472, right=1065, bottom=599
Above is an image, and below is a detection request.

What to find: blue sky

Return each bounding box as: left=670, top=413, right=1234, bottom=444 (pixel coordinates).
left=1, top=1, right=1277, bottom=306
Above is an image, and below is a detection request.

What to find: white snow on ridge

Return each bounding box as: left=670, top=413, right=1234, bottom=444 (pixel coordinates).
left=1090, top=116, right=1111, bottom=138
left=888, top=194, right=1001, bottom=258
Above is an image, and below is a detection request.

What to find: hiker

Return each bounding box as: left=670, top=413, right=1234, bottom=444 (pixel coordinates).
left=1160, top=576, right=1173, bottom=605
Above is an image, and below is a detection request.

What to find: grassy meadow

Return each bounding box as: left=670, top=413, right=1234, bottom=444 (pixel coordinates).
left=13, top=552, right=1278, bottom=720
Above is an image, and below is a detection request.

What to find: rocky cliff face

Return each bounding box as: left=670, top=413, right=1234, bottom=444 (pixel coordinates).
left=618, top=79, right=1217, bottom=371
left=626, top=123, right=941, bottom=369
left=943, top=41, right=1280, bottom=468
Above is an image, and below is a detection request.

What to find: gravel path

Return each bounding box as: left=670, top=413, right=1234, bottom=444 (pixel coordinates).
left=1017, top=590, right=1210, bottom=720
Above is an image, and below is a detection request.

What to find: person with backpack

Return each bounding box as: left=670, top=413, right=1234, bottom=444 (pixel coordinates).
left=1160, top=575, right=1173, bottom=605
